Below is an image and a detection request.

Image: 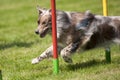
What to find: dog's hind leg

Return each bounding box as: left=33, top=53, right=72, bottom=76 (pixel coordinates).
left=60, top=42, right=79, bottom=63
left=32, top=45, right=62, bottom=64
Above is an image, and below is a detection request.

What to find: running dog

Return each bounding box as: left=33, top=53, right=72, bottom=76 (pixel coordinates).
left=32, top=6, right=120, bottom=64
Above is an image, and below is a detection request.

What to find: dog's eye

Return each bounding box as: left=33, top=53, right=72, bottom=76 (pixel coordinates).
left=42, top=21, right=46, bottom=25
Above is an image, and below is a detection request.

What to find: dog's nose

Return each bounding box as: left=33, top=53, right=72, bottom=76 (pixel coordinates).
left=35, top=30, right=39, bottom=34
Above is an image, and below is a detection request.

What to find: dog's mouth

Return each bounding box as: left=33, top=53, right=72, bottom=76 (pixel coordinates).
left=39, top=27, right=49, bottom=38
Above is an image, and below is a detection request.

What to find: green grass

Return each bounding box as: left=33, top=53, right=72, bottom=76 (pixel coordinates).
left=0, top=0, right=120, bottom=80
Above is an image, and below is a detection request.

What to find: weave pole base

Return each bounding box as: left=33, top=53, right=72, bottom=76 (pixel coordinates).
left=105, top=48, right=111, bottom=63
left=53, top=59, right=59, bottom=74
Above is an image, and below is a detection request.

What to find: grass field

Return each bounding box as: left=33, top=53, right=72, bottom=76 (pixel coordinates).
left=0, top=0, right=120, bottom=80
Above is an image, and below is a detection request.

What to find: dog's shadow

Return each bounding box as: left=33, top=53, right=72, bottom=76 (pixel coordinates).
left=66, top=59, right=106, bottom=71
left=0, top=41, right=34, bottom=50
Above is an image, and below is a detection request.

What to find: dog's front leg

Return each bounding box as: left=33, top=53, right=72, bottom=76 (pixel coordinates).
left=31, top=45, right=53, bottom=64
left=32, top=45, right=62, bottom=64
left=60, top=42, right=79, bottom=63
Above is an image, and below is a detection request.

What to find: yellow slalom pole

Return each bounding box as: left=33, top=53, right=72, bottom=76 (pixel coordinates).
left=102, top=0, right=111, bottom=63
left=102, top=0, right=108, bottom=16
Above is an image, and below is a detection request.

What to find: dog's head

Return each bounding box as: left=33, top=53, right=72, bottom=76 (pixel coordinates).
left=35, top=6, right=52, bottom=38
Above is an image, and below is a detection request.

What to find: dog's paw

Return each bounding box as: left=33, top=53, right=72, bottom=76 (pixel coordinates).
left=63, top=56, right=73, bottom=63
left=31, top=58, right=39, bottom=64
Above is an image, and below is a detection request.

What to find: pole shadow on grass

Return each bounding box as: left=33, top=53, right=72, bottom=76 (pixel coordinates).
left=0, top=41, right=34, bottom=50
left=66, top=59, right=106, bottom=71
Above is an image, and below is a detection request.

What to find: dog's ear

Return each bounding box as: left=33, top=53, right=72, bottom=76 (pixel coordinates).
left=85, top=10, right=94, bottom=19
left=48, top=9, right=52, bottom=15
left=37, top=5, right=46, bottom=14
left=48, top=9, right=51, bottom=12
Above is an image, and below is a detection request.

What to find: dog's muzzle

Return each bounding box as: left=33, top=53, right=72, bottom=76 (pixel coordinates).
left=35, top=27, right=49, bottom=38
left=35, top=30, right=39, bottom=34
left=39, top=27, right=49, bottom=38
